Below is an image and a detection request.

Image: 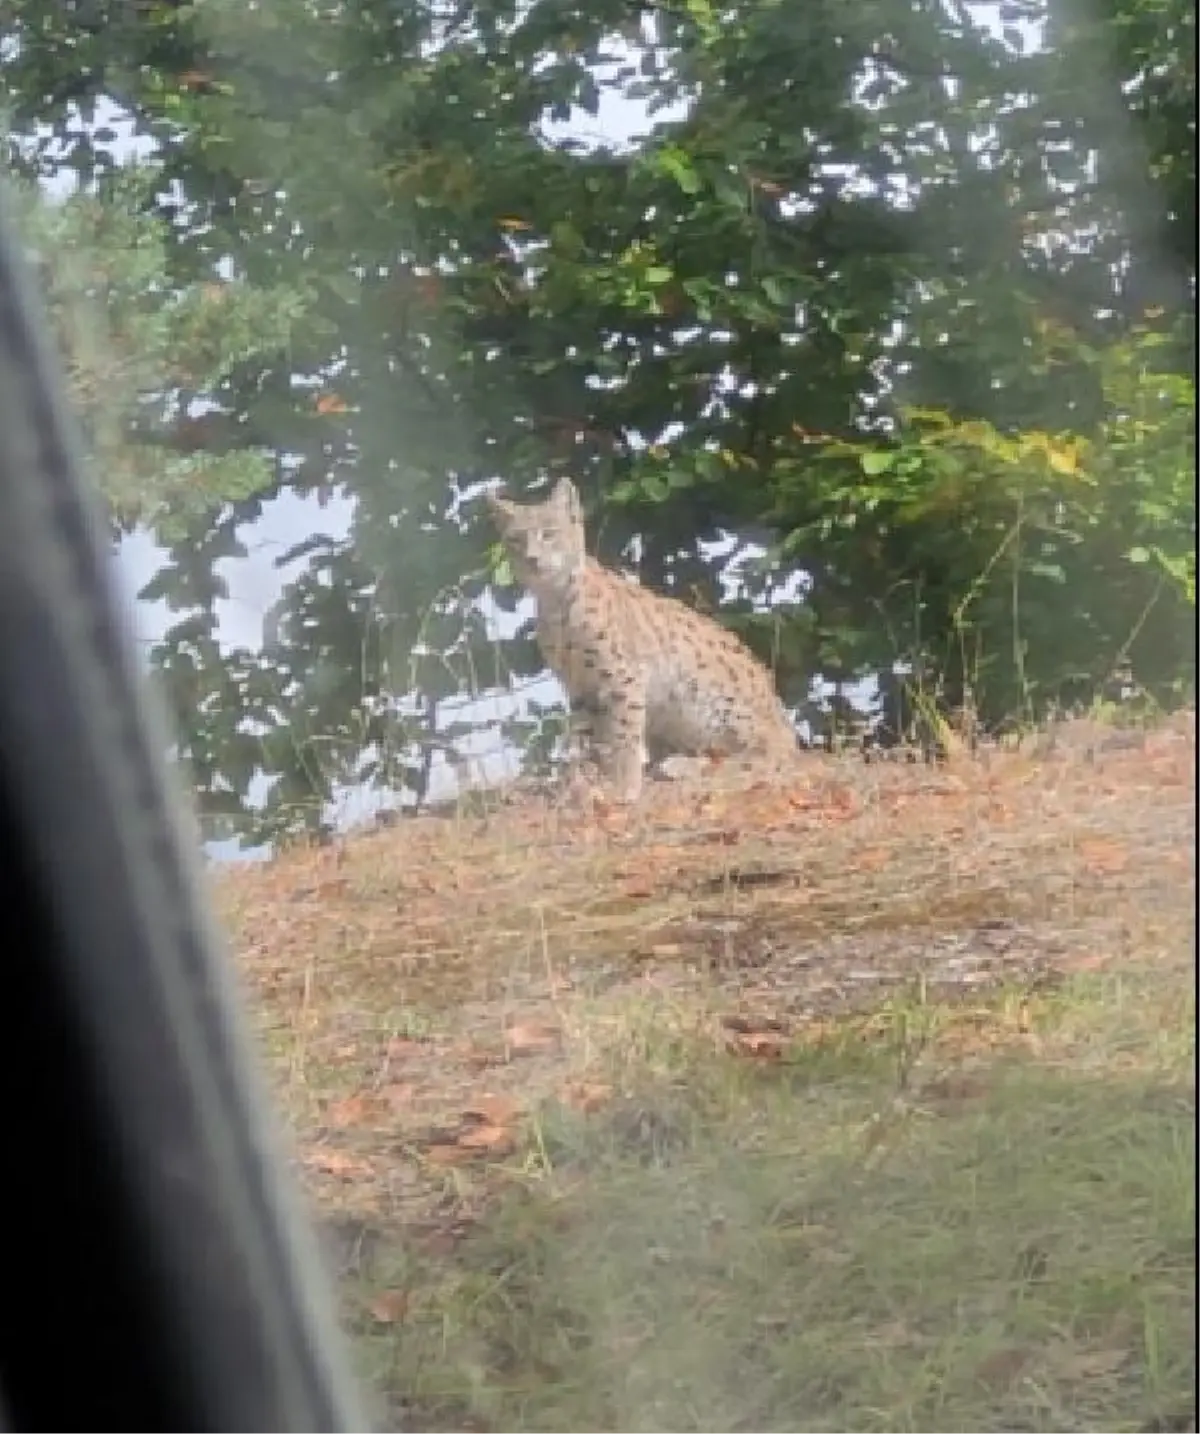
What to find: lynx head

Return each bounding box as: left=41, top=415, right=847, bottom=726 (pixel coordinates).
left=486, top=477, right=588, bottom=590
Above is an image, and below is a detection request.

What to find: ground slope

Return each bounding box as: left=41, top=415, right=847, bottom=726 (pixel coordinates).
left=214, top=715, right=1196, bottom=1433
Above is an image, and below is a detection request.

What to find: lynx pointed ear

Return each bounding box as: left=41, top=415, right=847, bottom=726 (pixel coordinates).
left=484, top=487, right=511, bottom=517
left=550, top=476, right=582, bottom=518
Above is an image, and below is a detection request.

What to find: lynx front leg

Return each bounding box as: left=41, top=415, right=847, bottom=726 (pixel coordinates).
left=566, top=697, right=601, bottom=775
left=592, top=672, right=649, bottom=802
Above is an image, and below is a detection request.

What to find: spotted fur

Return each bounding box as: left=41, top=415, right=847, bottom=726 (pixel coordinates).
left=487, top=477, right=798, bottom=800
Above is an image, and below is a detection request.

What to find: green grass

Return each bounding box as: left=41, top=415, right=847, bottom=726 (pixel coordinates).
left=220, top=717, right=1196, bottom=1432
left=344, top=971, right=1195, bottom=1433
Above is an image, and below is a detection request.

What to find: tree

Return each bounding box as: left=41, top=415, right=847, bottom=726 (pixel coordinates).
left=3, top=161, right=303, bottom=537
left=2, top=0, right=1192, bottom=845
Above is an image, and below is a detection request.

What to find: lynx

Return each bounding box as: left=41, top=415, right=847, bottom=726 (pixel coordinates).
left=487, top=477, right=798, bottom=801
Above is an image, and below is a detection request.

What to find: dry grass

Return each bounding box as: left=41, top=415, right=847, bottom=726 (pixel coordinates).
left=213, top=714, right=1196, bottom=1432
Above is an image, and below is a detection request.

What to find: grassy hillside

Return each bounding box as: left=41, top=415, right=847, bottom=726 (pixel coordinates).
left=214, top=715, right=1196, bottom=1433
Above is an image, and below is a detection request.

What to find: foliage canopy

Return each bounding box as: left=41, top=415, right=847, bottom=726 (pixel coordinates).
left=2, top=0, right=1193, bottom=842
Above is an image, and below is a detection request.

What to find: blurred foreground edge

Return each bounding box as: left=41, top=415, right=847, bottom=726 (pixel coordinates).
left=0, top=183, right=366, bottom=1430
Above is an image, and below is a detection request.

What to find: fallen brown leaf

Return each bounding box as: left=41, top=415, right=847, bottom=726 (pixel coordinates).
left=456, top=1123, right=516, bottom=1154
left=367, top=1289, right=411, bottom=1325
left=505, top=1021, right=561, bottom=1057
left=462, top=1092, right=523, bottom=1126
left=326, top=1093, right=378, bottom=1129
left=729, top=1031, right=785, bottom=1060
left=304, top=1147, right=374, bottom=1180
left=424, top=1142, right=477, bottom=1167
left=722, top=1013, right=789, bottom=1035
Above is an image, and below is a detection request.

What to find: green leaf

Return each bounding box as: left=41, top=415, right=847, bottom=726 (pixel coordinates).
left=655, top=144, right=703, bottom=196
left=860, top=451, right=896, bottom=476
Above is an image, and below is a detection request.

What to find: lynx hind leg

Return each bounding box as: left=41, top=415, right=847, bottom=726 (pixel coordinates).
left=591, top=678, right=649, bottom=802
